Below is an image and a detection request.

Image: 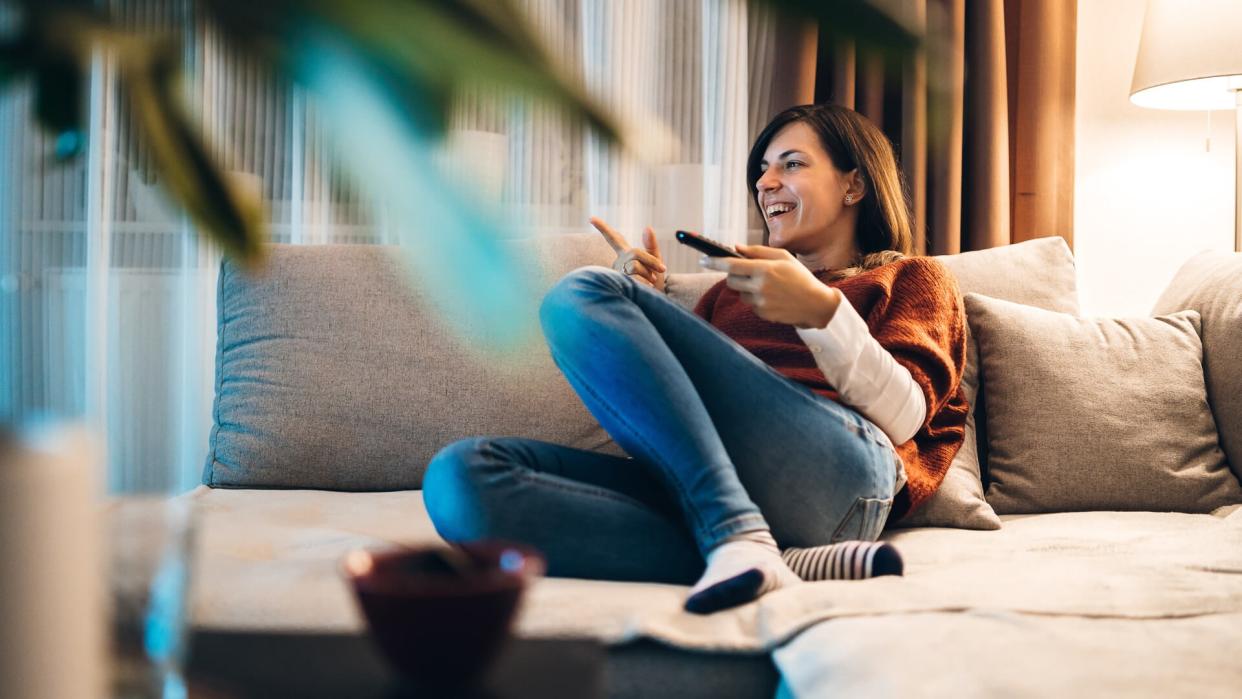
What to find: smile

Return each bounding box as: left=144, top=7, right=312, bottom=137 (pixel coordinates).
left=765, top=202, right=797, bottom=220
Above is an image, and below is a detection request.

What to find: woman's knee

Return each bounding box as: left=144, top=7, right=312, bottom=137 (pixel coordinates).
left=760, top=441, right=896, bottom=546
left=829, top=493, right=895, bottom=543
left=423, top=437, right=505, bottom=543
left=539, top=266, right=621, bottom=329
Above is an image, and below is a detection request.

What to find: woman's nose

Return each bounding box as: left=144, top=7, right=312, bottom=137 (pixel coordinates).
left=756, top=169, right=779, bottom=192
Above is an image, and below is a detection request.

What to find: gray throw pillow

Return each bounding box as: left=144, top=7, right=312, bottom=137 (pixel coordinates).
left=894, top=236, right=1081, bottom=529
left=1151, top=250, right=1242, bottom=486
left=965, top=292, right=1242, bottom=514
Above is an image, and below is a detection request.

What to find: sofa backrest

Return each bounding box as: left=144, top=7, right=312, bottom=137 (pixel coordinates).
left=1152, top=250, right=1242, bottom=485
left=204, top=235, right=623, bottom=490
left=206, top=233, right=1081, bottom=492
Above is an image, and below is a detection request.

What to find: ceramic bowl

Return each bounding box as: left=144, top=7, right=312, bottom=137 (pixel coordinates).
left=342, top=541, right=545, bottom=690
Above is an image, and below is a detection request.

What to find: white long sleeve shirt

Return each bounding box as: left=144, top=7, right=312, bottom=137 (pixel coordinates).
left=795, top=294, right=924, bottom=496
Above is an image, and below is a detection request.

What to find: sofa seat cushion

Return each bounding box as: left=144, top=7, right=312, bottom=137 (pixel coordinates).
left=188, top=487, right=1242, bottom=653
left=775, top=610, right=1242, bottom=696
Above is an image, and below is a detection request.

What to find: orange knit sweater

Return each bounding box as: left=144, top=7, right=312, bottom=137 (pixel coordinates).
left=693, top=256, right=969, bottom=523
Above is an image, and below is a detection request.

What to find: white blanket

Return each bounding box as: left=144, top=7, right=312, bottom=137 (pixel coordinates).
left=186, top=488, right=1242, bottom=694
left=773, top=611, right=1242, bottom=698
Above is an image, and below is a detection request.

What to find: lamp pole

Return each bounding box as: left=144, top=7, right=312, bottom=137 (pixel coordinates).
left=1236, top=90, right=1241, bottom=251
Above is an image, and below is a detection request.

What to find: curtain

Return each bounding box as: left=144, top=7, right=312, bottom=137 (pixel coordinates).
left=813, top=0, right=1077, bottom=255
left=0, top=0, right=807, bottom=494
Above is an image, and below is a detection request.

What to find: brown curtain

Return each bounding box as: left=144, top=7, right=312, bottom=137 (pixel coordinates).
left=804, top=0, right=1077, bottom=255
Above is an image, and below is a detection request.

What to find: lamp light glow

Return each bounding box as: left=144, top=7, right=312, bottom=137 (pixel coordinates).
left=1129, top=0, right=1242, bottom=110
left=1130, top=0, right=1242, bottom=251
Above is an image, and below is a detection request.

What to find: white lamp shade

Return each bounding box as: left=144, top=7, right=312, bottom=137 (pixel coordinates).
left=1130, top=0, right=1242, bottom=110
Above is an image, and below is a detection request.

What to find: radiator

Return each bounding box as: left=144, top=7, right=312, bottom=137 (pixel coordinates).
left=42, top=267, right=212, bottom=494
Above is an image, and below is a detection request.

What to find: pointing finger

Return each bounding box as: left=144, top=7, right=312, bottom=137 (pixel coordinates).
left=643, top=227, right=662, bottom=260
left=590, top=216, right=629, bottom=252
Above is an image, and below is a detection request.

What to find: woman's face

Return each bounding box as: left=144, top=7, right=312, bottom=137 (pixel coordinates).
left=754, top=121, right=856, bottom=253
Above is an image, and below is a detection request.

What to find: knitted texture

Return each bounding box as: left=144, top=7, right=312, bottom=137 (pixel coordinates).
left=693, top=257, right=969, bottom=523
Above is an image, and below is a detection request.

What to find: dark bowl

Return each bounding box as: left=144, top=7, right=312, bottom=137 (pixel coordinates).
left=341, top=541, right=545, bottom=690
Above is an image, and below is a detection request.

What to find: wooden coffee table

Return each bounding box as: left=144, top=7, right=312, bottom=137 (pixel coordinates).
left=185, top=629, right=604, bottom=698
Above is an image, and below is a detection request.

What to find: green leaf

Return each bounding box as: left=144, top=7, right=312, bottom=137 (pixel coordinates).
left=301, top=38, right=545, bottom=355
left=117, top=39, right=266, bottom=266
left=33, top=56, right=84, bottom=159
left=311, top=0, right=621, bottom=144
left=0, top=41, right=27, bottom=89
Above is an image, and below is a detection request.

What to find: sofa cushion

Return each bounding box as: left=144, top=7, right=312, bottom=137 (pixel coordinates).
left=184, top=486, right=1242, bottom=696
left=896, top=236, right=1081, bottom=529
left=664, top=271, right=725, bottom=311
left=965, top=293, right=1242, bottom=514
left=187, top=486, right=1242, bottom=645
left=1151, top=250, right=1242, bottom=485
left=204, top=235, right=624, bottom=490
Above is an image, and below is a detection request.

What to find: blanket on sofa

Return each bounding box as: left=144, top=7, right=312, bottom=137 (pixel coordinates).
left=188, top=487, right=1242, bottom=693
left=186, top=489, right=1242, bottom=695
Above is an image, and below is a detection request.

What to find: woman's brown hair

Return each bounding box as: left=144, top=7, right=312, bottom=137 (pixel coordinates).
left=745, top=103, right=914, bottom=280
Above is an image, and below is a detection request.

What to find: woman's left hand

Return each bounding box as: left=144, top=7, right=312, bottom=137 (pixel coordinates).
left=700, top=244, right=841, bottom=329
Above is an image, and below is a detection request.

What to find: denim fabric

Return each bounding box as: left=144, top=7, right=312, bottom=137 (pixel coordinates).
left=424, top=266, right=898, bottom=584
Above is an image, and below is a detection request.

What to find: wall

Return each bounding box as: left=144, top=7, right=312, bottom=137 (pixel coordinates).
left=1074, top=0, right=1235, bottom=317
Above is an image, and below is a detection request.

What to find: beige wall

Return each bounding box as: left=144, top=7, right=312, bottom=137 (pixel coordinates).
left=1074, top=0, right=1234, bottom=317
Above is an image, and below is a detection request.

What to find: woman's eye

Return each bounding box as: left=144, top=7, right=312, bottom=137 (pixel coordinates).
left=786, top=161, right=804, bottom=169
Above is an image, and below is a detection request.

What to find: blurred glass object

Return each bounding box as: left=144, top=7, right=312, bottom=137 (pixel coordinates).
left=107, top=496, right=199, bottom=699
left=0, top=421, right=107, bottom=699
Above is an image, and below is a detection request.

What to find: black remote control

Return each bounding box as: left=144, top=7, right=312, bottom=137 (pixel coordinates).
left=675, top=230, right=744, bottom=258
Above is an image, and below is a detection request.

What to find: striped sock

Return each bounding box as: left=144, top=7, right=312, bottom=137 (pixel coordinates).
left=781, top=541, right=904, bottom=581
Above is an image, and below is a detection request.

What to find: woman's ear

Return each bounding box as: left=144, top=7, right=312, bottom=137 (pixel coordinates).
left=847, top=169, right=866, bottom=200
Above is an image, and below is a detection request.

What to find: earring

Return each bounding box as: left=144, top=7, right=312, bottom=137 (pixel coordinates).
left=844, top=195, right=853, bottom=204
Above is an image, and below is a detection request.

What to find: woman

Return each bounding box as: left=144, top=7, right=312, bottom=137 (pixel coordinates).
left=423, top=103, right=969, bottom=615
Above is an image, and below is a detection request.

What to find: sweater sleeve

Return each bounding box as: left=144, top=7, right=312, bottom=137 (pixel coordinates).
left=795, top=295, right=927, bottom=446
left=873, top=258, right=968, bottom=428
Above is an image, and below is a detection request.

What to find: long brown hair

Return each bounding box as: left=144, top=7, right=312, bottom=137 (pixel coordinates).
left=746, top=104, right=914, bottom=280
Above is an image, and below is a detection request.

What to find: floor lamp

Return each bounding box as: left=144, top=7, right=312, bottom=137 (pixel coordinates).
left=1130, top=0, right=1242, bottom=252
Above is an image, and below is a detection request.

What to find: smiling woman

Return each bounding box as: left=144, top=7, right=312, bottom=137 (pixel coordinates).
left=423, top=103, right=970, bottom=616
left=747, top=104, right=913, bottom=280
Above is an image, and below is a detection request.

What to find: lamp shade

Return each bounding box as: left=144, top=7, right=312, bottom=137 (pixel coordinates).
left=1130, top=0, right=1242, bottom=110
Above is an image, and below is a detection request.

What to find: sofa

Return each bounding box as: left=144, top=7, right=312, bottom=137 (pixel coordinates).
left=191, top=233, right=1242, bottom=697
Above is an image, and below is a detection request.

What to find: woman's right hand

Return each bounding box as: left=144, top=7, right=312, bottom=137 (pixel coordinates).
left=589, top=216, right=667, bottom=292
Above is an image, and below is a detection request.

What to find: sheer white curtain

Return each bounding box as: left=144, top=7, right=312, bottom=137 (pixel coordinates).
left=0, top=0, right=802, bottom=494
left=477, top=0, right=796, bottom=271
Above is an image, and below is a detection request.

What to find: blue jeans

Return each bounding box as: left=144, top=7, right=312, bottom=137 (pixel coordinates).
left=424, top=266, right=899, bottom=585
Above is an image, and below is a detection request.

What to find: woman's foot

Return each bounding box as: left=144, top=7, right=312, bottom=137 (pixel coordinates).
left=684, top=530, right=802, bottom=614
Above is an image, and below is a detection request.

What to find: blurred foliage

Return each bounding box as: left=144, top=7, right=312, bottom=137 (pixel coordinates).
left=0, top=0, right=922, bottom=313
left=768, top=0, right=920, bottom=56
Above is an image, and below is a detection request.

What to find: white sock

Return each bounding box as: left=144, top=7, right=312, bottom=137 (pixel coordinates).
left=684, top=529, right=802, bottom=614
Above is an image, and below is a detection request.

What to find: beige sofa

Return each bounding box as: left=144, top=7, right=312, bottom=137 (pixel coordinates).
left=193, top=234, right=1242, bottom=697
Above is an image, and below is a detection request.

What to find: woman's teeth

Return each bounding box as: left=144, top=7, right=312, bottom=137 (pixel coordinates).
left=766, top=203, right=796, bottom=219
